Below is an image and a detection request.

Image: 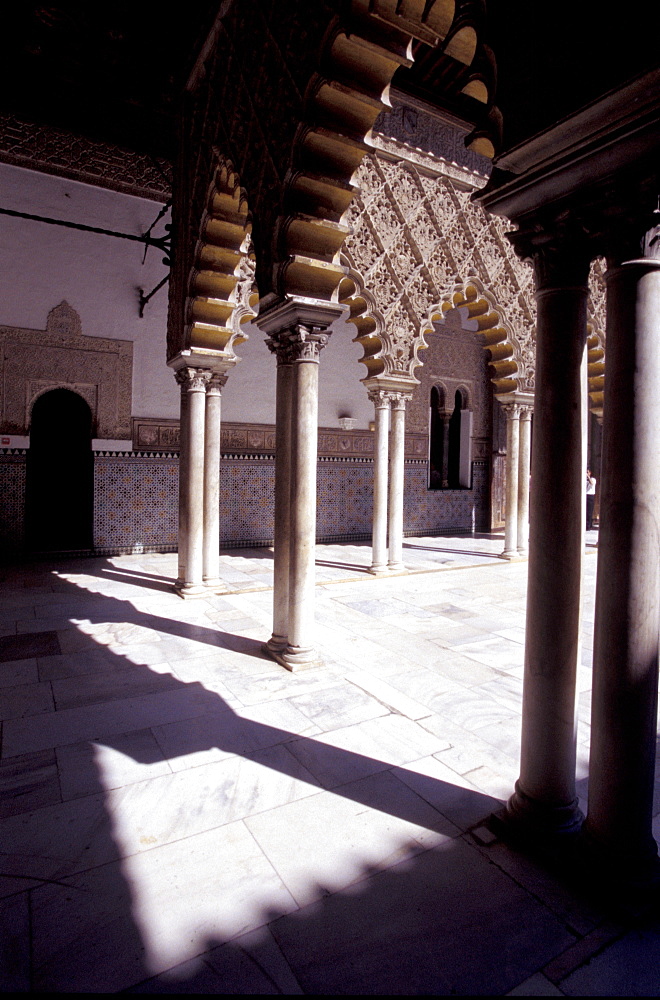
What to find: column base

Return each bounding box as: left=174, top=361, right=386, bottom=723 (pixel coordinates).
left=499, top=550, right=525, bottom=561
left=497, top=781, right=584, bottom=841
left=516, top=547, right=529, bottom=558
left=387, top=562, right=407, bottom=573
left=577, top=821, right=660, bottom=906
left=368, top=563, right=390, bottom=575
left=203, top=578, right=227, bottom=594
left=174, top=582, right=208, bottom=600
left=267, top=643, right=321, bottom=672
left=263, top=634, right=288, bottom=655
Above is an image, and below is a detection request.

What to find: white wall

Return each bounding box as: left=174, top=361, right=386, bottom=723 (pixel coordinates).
left=0, top=162, right=374, bottom=429
left=0, top=162, right=177, bottom=420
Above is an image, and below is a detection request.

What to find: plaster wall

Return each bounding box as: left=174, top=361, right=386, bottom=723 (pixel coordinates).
left=0, top=162, right=176, bottom=420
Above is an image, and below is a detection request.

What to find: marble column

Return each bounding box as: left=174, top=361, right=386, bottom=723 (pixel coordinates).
left=517, top=406, right=533, bottom=556
left=584, top=214, right=660, bottom=875
left=500, top=403, right=521, bottom=559
left=505, top=245, right=590, bottom=838
left=202, top=373, right=227, bottom=591
left=174, top=370, right=190, bottom=590
left=265, top=343, right=294, bottom=654
left=282, top=326, right=328, bottom=670
left=441, top=411, right=452, bottom=488
left=176, top=367, right=211, bottom=598
left=368, top=388, right=391, bottom=574
left=388, top=393, right=409, bottom=572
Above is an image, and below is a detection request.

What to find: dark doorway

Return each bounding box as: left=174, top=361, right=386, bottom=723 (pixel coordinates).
left=26, top=389, right=94, bottom=552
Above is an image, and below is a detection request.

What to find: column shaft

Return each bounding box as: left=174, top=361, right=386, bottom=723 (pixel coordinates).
left=501, top=405, right=520, bottom=558
left=517, top=408, right=532, bottom=555
left=203, top=375, right=225, bottom=590
left=175, top=375, right=190, bottom=589
left=284, top=335, right=325, bottom=669
left=179, top=371, right=209, bottom=596
left=369, top=391, right=390, bottom=573
left=506, top=255, right=589, bottom=836
left=267, top=359, right=293, bottom=653
left=388, top=395, right=408, bottom=571
left=585, top=247, right=660, bottom=870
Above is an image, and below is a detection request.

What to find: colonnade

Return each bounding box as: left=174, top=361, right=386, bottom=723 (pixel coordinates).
left=367, top=386, right=412, bottom=574
left=172, top=362, right=228, bottom=598
left=499, top=397, right=533, bottom=559
left=504, top=216, right=660, bottom=882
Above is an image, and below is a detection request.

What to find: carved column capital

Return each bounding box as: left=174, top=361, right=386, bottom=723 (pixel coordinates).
left=174, top=367, right=213, bottom=393
left=206, top=373, right=228, bottom=396
left=266, top=326, right=329, bottom=365
left=367, top=388, right=392, bottom=409
left=507, top=227, right=592, bottom=292
left=501, top=402, right=522, bottom=420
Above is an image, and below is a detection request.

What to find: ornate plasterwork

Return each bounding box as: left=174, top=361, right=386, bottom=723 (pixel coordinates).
left=587, top=256, right=607, bottom=416
left=168, top=156, right=257, bottom=365
left=0, top=113, right=171, bottom=202
left=342, top=151, right=537, bottom=393
left=0, top=302, right=133, bottom=438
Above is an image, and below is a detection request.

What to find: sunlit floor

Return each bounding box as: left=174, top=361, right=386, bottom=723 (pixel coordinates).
left=2, top=532, right=660, bottom=995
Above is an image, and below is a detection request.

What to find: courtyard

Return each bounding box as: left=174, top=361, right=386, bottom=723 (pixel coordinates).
left=2, top=533, right=659, bottom=994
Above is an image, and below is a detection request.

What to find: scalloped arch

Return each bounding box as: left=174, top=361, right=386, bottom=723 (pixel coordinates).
left=422, top=276, right=522, bottom=397
left=184, top=156, right=258, bottom=362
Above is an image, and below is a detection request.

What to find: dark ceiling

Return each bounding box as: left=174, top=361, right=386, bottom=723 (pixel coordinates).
left=0, top=3, right=657, bottom=162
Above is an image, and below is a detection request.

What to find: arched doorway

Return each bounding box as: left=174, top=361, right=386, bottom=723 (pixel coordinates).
left=26, top=389, right=94, bottom=553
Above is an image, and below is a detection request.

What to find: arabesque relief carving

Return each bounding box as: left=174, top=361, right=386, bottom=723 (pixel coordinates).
left=342, top=150, right=609, bottom=398
left=0, top=302, right=133, bottom=438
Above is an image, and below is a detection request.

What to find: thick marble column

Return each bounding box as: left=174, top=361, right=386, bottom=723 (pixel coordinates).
left=202, top=373, right=227, bottom=591
left=368, top=388, right=391, bottom=574
left=176, top=367, right=211, bottom=598
left=500, top=403, right=520, bottom=558
left=505, top=246, right=590, bottom=838
left=388, top=393, right=410, bottom=572
left=584, top=215, right=660, bottom=876
left=282, top=326, right=328, bottom=670
left=265, top=344, right=294, bottom=654
left=517, top=406, right=533, bottom=556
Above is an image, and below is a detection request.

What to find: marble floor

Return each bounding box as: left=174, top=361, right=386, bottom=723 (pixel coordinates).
left=2, top=532, right=659, bottom=995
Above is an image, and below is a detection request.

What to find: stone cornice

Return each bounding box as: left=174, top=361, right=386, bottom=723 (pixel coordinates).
left=477, top=70, right=660, bottom=235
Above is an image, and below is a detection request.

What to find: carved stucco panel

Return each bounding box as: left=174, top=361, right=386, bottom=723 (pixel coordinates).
left=0, top=303, right=133, bottom=438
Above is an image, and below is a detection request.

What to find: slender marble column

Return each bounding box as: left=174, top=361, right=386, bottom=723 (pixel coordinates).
left=368, top=388, right=391, bottom=574
left=505, top=245, right=590, bottom=837
left=282, top=327, right=328, bottom=670
left=265, top=344, right=294, bottom=653
left=177, top=368, right=211, bottom=597
left=500, top=403, right=521, bottom=558
left=441, top=412, right=452, bottom=488
left=203, top=373, right=227, bottom=591
left=174, top=370, right=190, bottom=590
left=388, top=393, right=409, bottom=572
left=517, top=406, right=533, bottom=556
left=584, top=216, right=660, bottom=874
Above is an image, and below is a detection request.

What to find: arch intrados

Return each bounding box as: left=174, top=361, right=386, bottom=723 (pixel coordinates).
left=28, top=385, right=93, bottom=427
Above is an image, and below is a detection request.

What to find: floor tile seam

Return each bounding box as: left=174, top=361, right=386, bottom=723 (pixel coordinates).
left=385, top=764, right=470, bottom=836
left=463, top=833, right=588, bottom=939
left=238, top=816, right=304, bottom=915
left=541, top=922, right=626, bottom=986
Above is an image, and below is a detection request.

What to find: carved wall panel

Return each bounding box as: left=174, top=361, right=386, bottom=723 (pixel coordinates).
left=0, top=302, right=133, bottom=438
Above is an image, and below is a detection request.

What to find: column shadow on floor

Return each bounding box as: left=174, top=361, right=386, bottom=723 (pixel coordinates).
left=0, top=562, right=585, bottom=993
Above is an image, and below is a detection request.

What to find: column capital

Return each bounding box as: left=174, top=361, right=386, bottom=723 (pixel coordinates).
left=174, top=366, right=213, bottom=393
left=206, top=373, right=228, bottom=396
left=506, top=223, right=592, bottom=292
left=367, top=388, right=392, bottom=409
left=389, top=391, right=413, bottom=411
left=501, top=401, right=521, bottom=419
left=607, top=202, right=660, bottom=268
left=266, top=326, right=329, bottom=365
